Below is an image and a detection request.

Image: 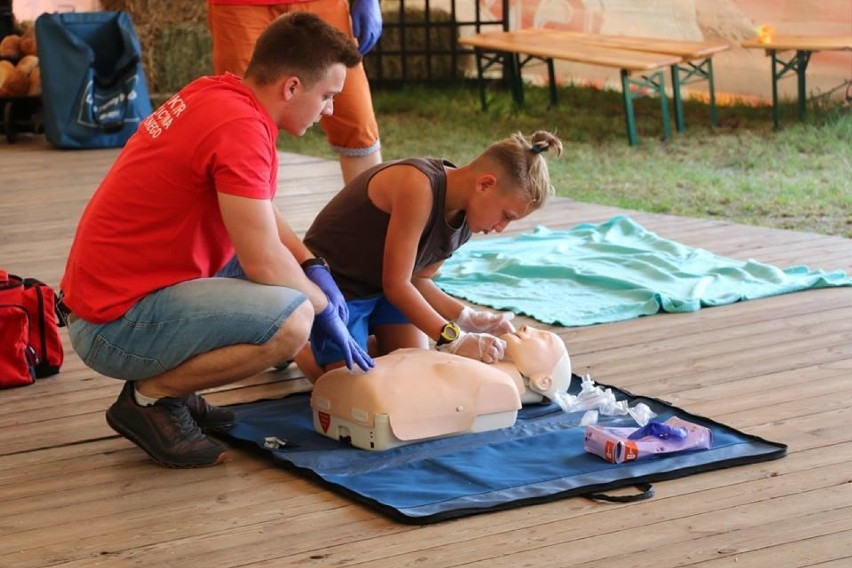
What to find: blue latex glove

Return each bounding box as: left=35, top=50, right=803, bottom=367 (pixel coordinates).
left=627, top=421, right=688, bottom=440
left=350, top=0, right=382, bottom=55
left=304, top=262, right=349, bottom=324
left=311, top=304, right=374, bottom=372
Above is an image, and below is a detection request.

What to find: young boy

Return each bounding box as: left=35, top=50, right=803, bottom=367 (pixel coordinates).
left=299, top=130, right=563, bottom=380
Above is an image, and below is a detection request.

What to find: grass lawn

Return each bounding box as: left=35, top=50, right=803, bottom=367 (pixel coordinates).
left=279, top=82, right=851, bottom=238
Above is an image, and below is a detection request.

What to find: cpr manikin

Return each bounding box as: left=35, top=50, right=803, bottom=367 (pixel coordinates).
left=311, top=326, right=573, bottom=450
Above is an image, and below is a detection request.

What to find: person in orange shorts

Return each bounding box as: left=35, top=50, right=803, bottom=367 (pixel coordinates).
left=207, top=0, right=383, bottom=183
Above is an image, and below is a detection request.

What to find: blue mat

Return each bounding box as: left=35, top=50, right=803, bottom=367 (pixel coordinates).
left=222, top=379, right=786, bottom=524
left=433, top=216, right=851, bottom=327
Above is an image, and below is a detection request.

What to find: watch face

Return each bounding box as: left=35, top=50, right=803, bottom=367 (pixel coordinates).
left=442, top=322, right=460, bottom=341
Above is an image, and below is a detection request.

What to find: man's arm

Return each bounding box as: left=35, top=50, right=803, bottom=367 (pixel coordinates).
left=218, top=193, right=328, bottom=312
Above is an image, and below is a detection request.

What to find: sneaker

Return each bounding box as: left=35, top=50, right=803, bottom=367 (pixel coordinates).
left=184, top=392, right=235, bottom=433
left=105, top=381, right=226, bottom=468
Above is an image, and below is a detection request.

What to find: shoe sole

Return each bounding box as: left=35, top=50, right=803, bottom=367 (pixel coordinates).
left=199, top=422, right=235, bottom=434
left=106, top=411, right=226, bottom=469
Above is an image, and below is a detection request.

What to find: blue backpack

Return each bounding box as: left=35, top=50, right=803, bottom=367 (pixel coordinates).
left=35, top=11, right=152, bottom=149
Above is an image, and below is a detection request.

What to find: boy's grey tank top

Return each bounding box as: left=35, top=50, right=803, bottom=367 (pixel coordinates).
left=304, top=158, right=470, bottom=299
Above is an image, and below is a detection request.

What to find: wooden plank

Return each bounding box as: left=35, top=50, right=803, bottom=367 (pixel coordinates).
left=741, top=34, right=852, bottom=51
left=0, top=136, right=850, bottom=568
left=459, top=31, right=681, bottom=72
left=528, top=28, right=731, bottom=59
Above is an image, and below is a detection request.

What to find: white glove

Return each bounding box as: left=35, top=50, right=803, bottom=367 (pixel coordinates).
left=435, top=331, right=506, bottom=364
left=456, top=305, right=516, bottom=335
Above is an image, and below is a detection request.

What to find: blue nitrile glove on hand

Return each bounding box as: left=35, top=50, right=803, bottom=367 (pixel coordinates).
left=311, top=304, right=374, bottom=372
left=303, top=260, right=349, bottom=324
left=350, top=0, right=382, bottom=55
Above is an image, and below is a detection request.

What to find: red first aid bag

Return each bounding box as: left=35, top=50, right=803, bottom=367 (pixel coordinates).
left=0, top=270, right=64, bottom=389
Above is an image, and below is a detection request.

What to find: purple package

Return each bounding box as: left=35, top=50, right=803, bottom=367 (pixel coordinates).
left=584, top=416, right=713, bottom=464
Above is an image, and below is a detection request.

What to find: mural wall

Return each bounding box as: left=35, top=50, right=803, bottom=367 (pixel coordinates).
left=457, top=0, right=852, bottom=104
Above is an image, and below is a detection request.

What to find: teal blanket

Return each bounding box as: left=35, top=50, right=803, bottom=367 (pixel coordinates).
left=434, top=216, right=851, bottom=327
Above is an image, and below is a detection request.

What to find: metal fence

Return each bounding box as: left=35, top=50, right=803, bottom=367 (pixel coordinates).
left=365, top=0, right=509, bottom=87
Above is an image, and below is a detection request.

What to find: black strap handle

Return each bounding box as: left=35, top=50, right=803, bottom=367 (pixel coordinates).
left=585, top=483, right=655, bottom=503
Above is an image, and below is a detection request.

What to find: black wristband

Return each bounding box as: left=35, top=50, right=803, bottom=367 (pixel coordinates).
left=301, top=257, right=329, bottom=270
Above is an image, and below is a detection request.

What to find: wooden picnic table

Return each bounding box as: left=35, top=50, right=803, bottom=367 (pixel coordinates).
left=740, top=34, right=852, bottom=129
left=534, top=30, right=730, bottom=132
left=459, top=29, right=730, bottom=145
left=458, top=30, right=681, bottom=145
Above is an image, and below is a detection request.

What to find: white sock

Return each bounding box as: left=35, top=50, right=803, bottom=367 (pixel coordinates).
left=133, top=385, right=161, bottom=407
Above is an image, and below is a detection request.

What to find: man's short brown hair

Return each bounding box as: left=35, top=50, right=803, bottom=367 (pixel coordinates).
left=245, top=12, right=362, bottom=87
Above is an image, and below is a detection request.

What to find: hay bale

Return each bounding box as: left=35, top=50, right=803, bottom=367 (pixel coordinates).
left=100, top=0, right=209, bottom=95
left=152, top=24, right=212, bottom=94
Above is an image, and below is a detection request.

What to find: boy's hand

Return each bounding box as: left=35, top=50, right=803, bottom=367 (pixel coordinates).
left=311, top=305, right=373, bottom=372
left=435, top=331, right=506, bottom=364
left=456, top=306, right=516, bottom=335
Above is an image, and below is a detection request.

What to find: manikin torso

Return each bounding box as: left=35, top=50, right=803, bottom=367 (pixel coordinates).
left=310, top=326, right=573, bottom=449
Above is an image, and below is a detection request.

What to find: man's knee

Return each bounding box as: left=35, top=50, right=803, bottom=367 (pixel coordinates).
left=264, top=299, right=314, bottom=359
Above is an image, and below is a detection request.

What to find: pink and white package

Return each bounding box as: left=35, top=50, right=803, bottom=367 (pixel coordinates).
left=584, top=416, right=713, bottom=464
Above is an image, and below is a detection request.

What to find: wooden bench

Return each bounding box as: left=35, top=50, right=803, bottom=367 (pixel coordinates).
left=533, top=30, right=730, bottom=132
left=459, top=30, right=680, bottom=145
left=740, top=34, right=852, bottom=129
left=458, top=29, right=729, bottom=145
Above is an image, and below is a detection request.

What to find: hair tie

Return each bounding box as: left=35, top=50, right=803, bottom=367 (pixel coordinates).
left=531, top=144, right=544, bottom=155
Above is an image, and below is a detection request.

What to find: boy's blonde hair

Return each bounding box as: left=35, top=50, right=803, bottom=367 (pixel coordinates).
left=475, top=130, right=563, bottom=210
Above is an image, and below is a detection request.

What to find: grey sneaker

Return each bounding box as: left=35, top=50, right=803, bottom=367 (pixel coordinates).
left=184, top=392, right=235, bottom=433
left=105, top=381, right=226, bottom=468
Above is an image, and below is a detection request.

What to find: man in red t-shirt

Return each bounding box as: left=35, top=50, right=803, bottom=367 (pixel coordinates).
left=60, top=13, right=373, bottom=469
left=207, top=0, right=383, bottom=183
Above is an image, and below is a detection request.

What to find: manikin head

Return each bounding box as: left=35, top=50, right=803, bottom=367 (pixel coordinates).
left=502, top=325, right=572, bottom=402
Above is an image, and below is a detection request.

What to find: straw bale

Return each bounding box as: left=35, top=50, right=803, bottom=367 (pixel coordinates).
left=100, top=0, right=211, bottom=95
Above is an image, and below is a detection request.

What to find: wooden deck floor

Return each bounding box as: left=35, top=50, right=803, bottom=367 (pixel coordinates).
left=1, top=134, right=850, bottom=567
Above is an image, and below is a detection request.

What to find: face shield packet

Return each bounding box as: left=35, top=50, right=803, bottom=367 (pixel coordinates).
left=584, top=416, right=713, bottom=464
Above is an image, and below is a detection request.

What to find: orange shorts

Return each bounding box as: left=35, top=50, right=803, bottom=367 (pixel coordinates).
left=207, top=0, right=380, bottom=156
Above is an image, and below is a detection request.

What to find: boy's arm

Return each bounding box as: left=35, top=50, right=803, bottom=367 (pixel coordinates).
left=373, top=167, right=448, bottom=341
left=412, top=262, right=465, bottom=321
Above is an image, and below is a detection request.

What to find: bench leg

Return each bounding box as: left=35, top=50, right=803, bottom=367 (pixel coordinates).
left=796, top=50, right=812, bottom=122
left=657, top=72, right=671, bottom=141
left=706, top=58, right=719, bottom=127
left=621, top=69, right=670, bottom=146
left=474, top=48, right=488, bottom=111
left=768, top=49, right=809, bottom=130
left=670, top=65, right=685, bottom=133
left=672, top=57, right=719, bottom=131
left=771, top=50, right=781, bottom=130
left=510, top=53, right=525, bottom=107
left=620, top=70, right=639, bottom=146
left=547, top=58, right=558, bottom=107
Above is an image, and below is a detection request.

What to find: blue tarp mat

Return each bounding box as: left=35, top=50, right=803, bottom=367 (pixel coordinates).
left=222, top=379, right=786, bottom=524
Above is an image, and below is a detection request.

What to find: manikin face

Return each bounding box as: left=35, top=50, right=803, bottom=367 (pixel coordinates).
left=502, top=325, right=572, bottom=398
left=278, top=63, right=346, bottom=135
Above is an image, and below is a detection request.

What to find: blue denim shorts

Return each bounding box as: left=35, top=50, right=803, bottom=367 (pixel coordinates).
left=68, top=261, right=306, bottom=381
left=311, top=294, right=408, bottom=366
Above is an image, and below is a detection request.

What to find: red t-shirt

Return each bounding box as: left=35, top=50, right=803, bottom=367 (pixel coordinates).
left=61, top=74, right=279, bottom=322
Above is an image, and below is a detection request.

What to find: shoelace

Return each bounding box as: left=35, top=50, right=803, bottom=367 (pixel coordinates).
left=158, top=398, right=205, bottom=439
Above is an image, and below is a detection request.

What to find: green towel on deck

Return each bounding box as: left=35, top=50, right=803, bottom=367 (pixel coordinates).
left=433, top=216, right=851, bottom=327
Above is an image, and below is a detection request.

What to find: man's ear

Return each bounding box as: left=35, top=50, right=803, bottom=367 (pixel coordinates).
left=279, top=76, right=300, bottom=101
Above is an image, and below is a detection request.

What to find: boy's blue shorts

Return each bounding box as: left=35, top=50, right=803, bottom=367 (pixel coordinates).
left=311, top=295, right=408, bottom=366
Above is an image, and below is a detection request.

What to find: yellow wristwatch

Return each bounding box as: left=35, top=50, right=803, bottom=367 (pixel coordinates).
left=436, top=321, right=461, bottom=346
